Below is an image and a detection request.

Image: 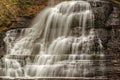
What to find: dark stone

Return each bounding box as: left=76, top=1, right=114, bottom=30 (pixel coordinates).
left=0, top=32, right=6, bottom=57
left=91, top=1, right=113, bottom=28
left=106, top=7, right=120, bottom=27
left=12, top=15, right=34, bottom=28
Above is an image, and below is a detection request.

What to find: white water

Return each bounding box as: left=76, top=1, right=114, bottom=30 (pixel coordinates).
left=0, top=0, right=106, bottom=79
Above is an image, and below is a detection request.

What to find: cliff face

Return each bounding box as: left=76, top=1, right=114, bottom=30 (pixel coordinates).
left=0, top=0, right=120, bottom=80
left=96, top=6, right=120, bottom=79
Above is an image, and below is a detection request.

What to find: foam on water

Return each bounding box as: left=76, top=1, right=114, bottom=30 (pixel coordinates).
left=0, top=0, right=106, bottom=79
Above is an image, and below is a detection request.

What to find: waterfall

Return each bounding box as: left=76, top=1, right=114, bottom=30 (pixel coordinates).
left=1, top=0, right=106, bottom=79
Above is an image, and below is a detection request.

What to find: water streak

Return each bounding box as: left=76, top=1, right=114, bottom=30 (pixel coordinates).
left=0, top=0, right=106, bottom=79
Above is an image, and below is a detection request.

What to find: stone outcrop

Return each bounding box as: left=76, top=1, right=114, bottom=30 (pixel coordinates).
left=95, top=3, right=120, bottom=80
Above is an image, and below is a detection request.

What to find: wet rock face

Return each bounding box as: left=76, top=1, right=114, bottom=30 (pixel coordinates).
left=94, top=28, right=120, bottom=79
left=91, top=1, right=113, bottom=28
left=0, top=32, right=6, bottom=57
left=106, top=29, right=120, bottom=79
left=106, top=7, right=120, bottom=27
left=10, top=15, right=34, bottom=28
left=76, top=0, right=117, bottom=28
left=86, top=0, right=120, bottom=79
left=94, top=6, right=120, bottom=80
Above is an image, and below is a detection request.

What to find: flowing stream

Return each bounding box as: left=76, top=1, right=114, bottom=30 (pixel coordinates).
left=0, top=0, right=106, bottom=79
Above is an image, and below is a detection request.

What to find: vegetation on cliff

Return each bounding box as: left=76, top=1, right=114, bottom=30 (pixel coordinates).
left=112, top=0, right=120, bottom=6
left=0, top=0, right=48, bottom=31
left=0, top=0, right=119, bottom=32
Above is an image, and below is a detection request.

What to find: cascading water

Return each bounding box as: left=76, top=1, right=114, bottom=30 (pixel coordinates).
left=0, top=0, right=106, bottom=79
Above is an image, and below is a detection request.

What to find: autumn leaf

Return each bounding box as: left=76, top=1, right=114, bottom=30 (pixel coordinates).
left=5, top=4, right=10, bottom=9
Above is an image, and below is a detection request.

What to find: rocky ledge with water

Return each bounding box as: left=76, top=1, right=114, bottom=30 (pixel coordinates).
left=0, top=0, right=120, bottom=80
